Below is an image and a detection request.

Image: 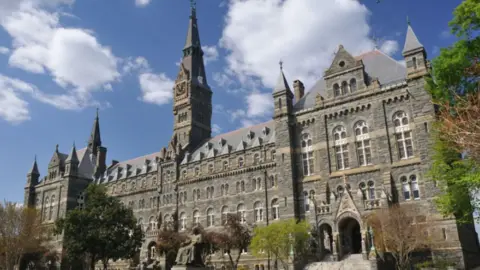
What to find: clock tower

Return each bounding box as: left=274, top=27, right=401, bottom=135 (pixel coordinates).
left=172, top=2, right=212, bottom=151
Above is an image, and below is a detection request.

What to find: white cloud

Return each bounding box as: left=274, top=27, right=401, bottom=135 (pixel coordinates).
left=123, top=56, right=150, bottom=74
left=0, top=2, right=121, bottom=116
left=246, top=92, right=272, bottom=118
left=202, top=45, right=219, bottom=65
left=0, top=47, right=10, bottom=55
left=139, top=73, right=174, bottom=105
left=212, top=124, right=222, bottom=134
left=379, top=40, right=399, bottom=56
left=440, top=29, right=452, bottom=39
left=135, top=0, right=151, bottom=7
left=220, top=0, right=378, bottom=90
left=0, top=75, right=31, bottom=124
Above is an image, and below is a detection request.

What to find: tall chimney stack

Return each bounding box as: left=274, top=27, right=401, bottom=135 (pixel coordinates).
left=293, top=80, right=305, bottom=102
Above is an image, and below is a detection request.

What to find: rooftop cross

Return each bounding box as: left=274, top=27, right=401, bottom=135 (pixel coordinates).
left=279, top=60, right=283, bottom=70
left=407, top=15, right=410, bottom=25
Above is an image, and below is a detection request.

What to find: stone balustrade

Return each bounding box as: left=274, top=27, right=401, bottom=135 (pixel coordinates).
left=317, top=205, right=331, bottom=215
left=363, top=199, right=381, bottom=210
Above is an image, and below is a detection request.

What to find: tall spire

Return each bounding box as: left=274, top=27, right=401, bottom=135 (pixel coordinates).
left=88, top=109, right=102, bottom=154
left=402, top=22, right=423, bottom=54
left=182, top=0, right=208, bottom=87
left=29, top=155, right=40, bottom=176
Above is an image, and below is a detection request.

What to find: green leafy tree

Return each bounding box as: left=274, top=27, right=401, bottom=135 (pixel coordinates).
left=426, top=0, right=480, bottom=222
left=249, top=219, right=310, bottom=270
left=55, top=184, right=144, bottom=270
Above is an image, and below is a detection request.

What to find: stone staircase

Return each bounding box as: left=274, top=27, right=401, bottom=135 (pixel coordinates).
left=304, top=254, right=375, bottom=270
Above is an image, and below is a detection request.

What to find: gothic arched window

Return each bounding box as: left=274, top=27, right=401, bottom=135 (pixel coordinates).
left=193, top=210, right=200, bottom=225
left=237, top=204, right=246, bottom=223
left=180, top=212, right=186, bottom=230
left=238, top=157, right=244, bottom=168
left=271, top=199, right=279, bottom=220
left=354, top=121, right=371, bottom=166
left=301, top=133, right=314, bottom=176
left=207, top=208, right=215, bottom=227
left=334, top=126, right=349, bottom=170
left=49, top=195, right=55, bottom=220
left=221, top=206, right=229, bottom=225
left=349, top=78, right=357, bottom=93
left=367, top=181, right=375, bottom=199
left=393, top=111, right=413, bottom=159
left=254, top=201, right=263, bottom=222
left=341, top=81, right=348, bottom=95
left=253, top=153, right=260, bottom=165
left=333, top=83, right=340, bottom=97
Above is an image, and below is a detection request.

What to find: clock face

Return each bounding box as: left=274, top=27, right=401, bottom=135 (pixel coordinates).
left=176, top=81, right=187, bottom=97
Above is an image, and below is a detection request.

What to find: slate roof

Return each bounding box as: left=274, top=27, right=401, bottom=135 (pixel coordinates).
left=184, top=120, right=276, bottom=164
left=98, top=152, right=160, bottom=183
left=402, top=24, right=423, bottom=54
left=294, top=49, right=407, bottom=112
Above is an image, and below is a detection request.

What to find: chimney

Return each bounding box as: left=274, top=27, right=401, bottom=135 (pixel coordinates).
left=293, top=80, right=305, bottom=102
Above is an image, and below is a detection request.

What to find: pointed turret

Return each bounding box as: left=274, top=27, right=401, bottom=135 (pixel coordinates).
left=402, top=21, right=428, bottom=80
left=28, top=156, right=40, bottom=177
left=65, top=143, right=79, bottom=164
left=65, top=143, right=79, bottom=176
left=88, top=109, right=102, bottom=155
left=273, top=62, right=292, bottom=94
left=402, top=23, right=423, bottom=54
left=273, top=62, right=293, bottom=118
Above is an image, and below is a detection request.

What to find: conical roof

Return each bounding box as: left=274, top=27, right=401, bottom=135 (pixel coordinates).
left=402, top=24, right=423, bottom=54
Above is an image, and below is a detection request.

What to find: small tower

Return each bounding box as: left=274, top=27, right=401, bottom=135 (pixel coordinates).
left=65, top=143, right=79, bottom=176
left=402, top=21, right=428, bottom=80
left=273, top=61, right=294, bottom=119
left=25, top=156, right=40, bottom=207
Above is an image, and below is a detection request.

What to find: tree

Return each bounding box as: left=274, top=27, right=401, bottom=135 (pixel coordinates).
left=365, top=204, right=431, bottom=270
left=249, top=219, right=310, bottom=270
left=426, top=0, right=480, bottom=222
left=0, top=201, right=50, bottom=270
left=55, top=184, right=144, bottom=270
left=207, top=214, right=251, bottom=270
left=156, top=213, right=188, bottom=269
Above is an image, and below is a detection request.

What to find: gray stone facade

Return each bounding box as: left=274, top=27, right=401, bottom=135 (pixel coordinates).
left=24, top=7, right=480, bottom=270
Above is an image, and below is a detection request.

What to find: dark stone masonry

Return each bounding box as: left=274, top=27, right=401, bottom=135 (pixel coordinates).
left=24, top=5, right=480, bottom=270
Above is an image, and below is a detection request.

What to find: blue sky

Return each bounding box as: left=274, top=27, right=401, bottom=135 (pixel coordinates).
left=0, top=0, right=462, bottom=203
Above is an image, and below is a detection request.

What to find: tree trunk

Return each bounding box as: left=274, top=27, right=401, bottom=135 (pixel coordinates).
left=103, top=260, right=108, bottom=270
left=90, top=255, right=96, bottom=270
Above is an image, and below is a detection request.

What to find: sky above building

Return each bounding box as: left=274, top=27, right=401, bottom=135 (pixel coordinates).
left=0, top=0, right=462, bottom=203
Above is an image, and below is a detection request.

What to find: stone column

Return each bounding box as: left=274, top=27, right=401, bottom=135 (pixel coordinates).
left=361, top=230, right=368, bottom=260
left=332, top=232, right=339, bottom=261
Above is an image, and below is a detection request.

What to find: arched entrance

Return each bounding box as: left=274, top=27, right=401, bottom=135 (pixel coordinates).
left=338, top=217, right=362, bottom=255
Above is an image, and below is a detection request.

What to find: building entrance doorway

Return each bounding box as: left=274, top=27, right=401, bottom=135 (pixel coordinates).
left=338, top=217, right=362, bottom=255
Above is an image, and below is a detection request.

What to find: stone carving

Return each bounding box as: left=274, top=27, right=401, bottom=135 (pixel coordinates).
left=336, top=189, right=359, bottom=219
left=175, top=227, right=205, bottom=267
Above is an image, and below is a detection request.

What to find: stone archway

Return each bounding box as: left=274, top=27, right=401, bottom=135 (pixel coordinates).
left=147, top=241, right=157, bottom=261
left=338, top=217, right=362, bottom=255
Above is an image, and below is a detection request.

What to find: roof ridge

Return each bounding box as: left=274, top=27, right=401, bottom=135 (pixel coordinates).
left=210, top=120, right=274, bottom=140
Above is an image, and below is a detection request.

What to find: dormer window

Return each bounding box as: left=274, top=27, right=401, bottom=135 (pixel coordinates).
left=262, top=127, right=270, bottom=136
left=218, top=138, right=226, bottom=147
left=246, top=131, right=254, bottom=141
left=204, top=142, right=211, bottom=150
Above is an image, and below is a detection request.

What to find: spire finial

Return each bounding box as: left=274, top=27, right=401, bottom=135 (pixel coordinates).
left=34, top=154, right=37, bottom=162
left=55, top=144, right=59, bottom=152
left=279, top=60, right=283, bottom=70
left=190, top=0, right=196, bottom=14
left=407, top=15, right=410, bottom=25
left=96, top=108, right=99, bottom=119
left=73, top=141, right=76, bottom=148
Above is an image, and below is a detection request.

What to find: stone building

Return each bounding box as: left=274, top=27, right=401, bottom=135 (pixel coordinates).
left=24, top=4, right=480, bottom=270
